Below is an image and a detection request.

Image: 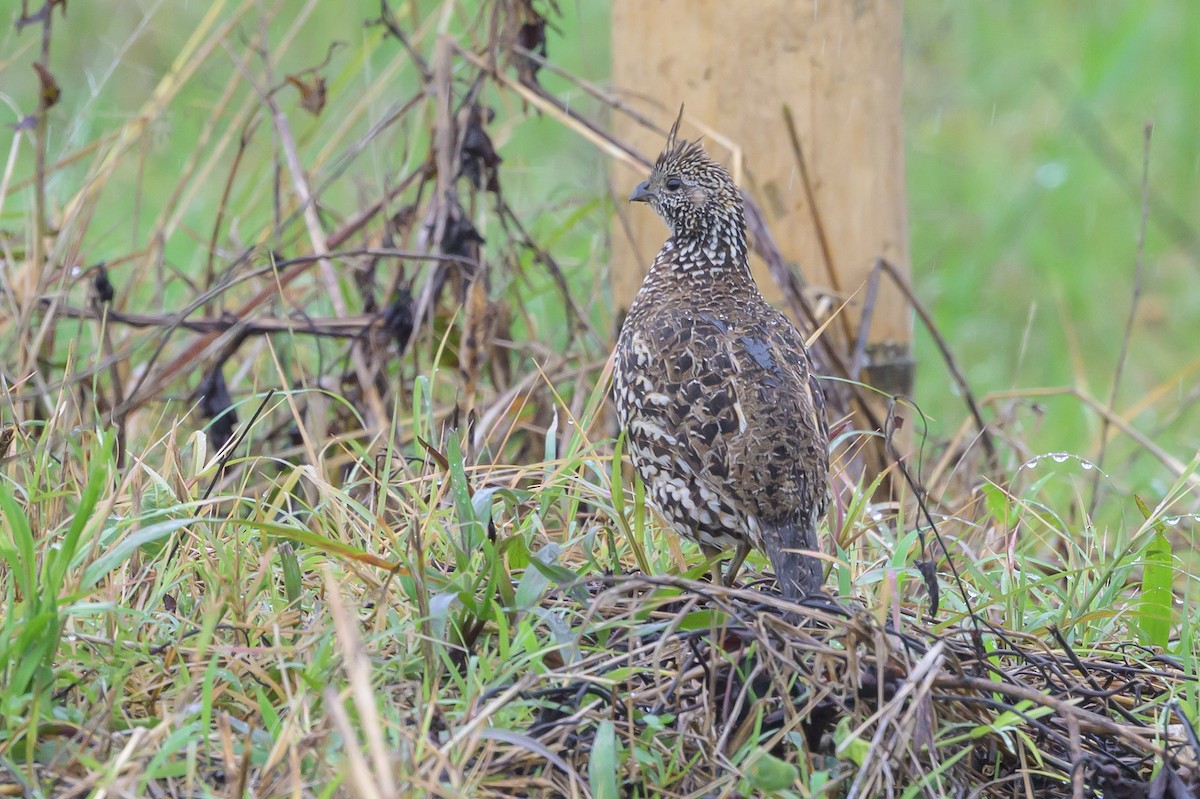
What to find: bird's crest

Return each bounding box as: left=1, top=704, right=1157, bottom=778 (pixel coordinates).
left=656, top=104, right=707, bottom=171
left=666, top=104, right=684, bottom=150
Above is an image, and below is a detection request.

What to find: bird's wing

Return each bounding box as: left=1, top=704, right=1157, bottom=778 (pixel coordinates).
left=616, top=309, right=828, bottom=531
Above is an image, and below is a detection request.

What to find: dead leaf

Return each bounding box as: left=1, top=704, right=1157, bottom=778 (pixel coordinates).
left=198, top=365, right=238, bottom=451
left=383, top=288, right=415, bottom=355
left=92, top=264, right=115, bottom=304
left=461, top=273, right=497, bottom=406
left=33, top=63, right=60, bottom=110
left=286, top=74, right=327, bottom=116
left=458, top=104, right=502, bottom=192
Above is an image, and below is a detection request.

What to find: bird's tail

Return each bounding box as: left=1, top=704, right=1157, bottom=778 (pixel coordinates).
left=762, top=521, right=823, bottom=601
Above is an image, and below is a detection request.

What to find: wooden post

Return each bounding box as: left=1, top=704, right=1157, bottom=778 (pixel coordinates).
left=611, top=0, right=914, bottom=466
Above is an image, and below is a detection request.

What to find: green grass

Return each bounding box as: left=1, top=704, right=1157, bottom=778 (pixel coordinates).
left=0, top=348, right=1196, bottom=794
left=1, top=2, right=1199, bottom=796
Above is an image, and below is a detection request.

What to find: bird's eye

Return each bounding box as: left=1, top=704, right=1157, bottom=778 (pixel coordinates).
left=665, top=177, right=683, bottom=191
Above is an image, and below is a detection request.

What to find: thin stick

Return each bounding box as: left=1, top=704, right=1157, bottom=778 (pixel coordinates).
left=980, top=385, right=1200, bottom=487
left=242, top=48, right=389, bottom=431
left=850, top=264, right=882, bottom=382
left=782, top=104, right=851, bottom=343
left=875, top=259, right=999, bottom=471
left=781, top=103, right=873, bottom=414
left=1090, top=124, right=1152, bottom=514
left=204, top=118, right=259, bottom=315
left=115, top=169, right=428, bottom=416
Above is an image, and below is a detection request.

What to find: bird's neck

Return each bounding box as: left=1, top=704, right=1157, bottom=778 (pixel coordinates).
left=657, top=216, right=751, bottom=284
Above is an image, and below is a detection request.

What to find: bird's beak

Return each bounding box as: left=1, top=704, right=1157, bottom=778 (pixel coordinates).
left=629, top=180, right=655, bottom=204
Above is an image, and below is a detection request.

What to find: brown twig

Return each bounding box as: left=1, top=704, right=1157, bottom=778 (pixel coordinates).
left=115, top=167, right=427, bottom=416
left=1090, top=123, right=1153, bottom=514
left=873, top=258, right=999, bottom=472
left=204, top=118, right=260, bottom=314
left=782, top=103, right=855, bottom=350
left=233, top=42, right=389, bottom=430
left=47, top=301, right=385, bottom=338
left=377, top=0, right=431, bottom=81
left=979, top=385, right=1200, bottom=487
left=934, top=674, right=1168, bottom=758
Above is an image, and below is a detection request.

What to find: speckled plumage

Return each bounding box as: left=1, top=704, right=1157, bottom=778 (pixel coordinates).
left=614, top=118, right=829, bottom=599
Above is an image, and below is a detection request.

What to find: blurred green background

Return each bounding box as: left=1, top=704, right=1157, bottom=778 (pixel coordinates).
left=907, top=2, right=1200, bottom=487
left=2, top=1, right=1197, bottom=491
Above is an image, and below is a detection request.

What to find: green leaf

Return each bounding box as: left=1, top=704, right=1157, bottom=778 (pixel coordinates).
left=412, top=375, right=433, bottom=445
left=488, top=538, right=517, bottom=614
left=981, top=481, right=1014, bottom=529
left=1132, top=495, right=1175, bottom=648
left=80, top=518, right=197, bottom=590
left=744, top=750, right=798, bottom=793
left=445, top=432, right=485, bottom=561
left=45, top=430, right=113, bottom=595
left=633, top=471, right=646, bottom=563
left=834, top=716, right=870, bottom=767
left=7, top=609, right=59, bottom=696
left=677, top=609, right=727, bottom=631
left=589, top=720, right=620, bottom=799
left=888, top=526, right=922, bottom=570
left=0, top=477, right=36, bottom=604
left=279, top=542, right=303, bottom=608
left=610, top=434, right=626, bottom=519
left=527, top=548, right=587, bottom=603
left=504, top=527, right=532, bottom=569
left=1138, top=531, right=1174, bottom=647
left=514, top=540, right=554, bottom=609
left=471, top=487, right=500, bottom=533
left=246, top=519, right=402, bottom=571
left=258, top=687, right=282, bottom=738
left=610, top=432, right=651, bottom=575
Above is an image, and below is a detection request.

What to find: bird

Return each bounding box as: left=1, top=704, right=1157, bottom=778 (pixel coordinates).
left=613, top=113, right=830, bottom=600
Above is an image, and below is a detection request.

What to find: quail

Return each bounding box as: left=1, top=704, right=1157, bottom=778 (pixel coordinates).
left=614, top=115, right=830, bottom=599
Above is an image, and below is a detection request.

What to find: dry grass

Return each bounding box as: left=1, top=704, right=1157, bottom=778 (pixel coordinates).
left=1, top=2, right=1198, bottom=798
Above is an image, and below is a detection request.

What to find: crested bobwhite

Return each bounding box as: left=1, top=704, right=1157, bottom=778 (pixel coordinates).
left=614, top=116, right=829, bottom=599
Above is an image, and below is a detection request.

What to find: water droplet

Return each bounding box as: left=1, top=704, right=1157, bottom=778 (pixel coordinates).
left=1079, top=460, right=1095, bottom=471
left=1036, top=162, right=1068, bottom=189
left=1163, top=517, right=1180, bottom=527
left=1050, top=453, right=1070, bottom=463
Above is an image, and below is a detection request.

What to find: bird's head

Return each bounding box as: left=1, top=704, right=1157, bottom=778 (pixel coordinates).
left=629, top=112, right=744, bottom=242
